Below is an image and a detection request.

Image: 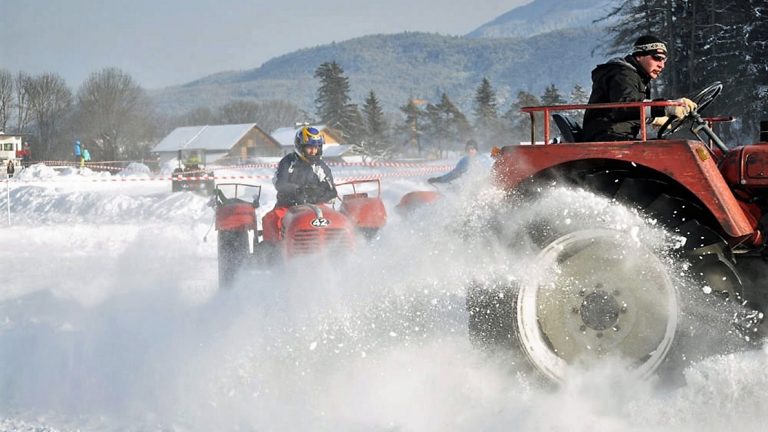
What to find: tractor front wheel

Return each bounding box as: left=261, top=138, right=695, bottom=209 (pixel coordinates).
left=217, top=230, right=249, bottom=288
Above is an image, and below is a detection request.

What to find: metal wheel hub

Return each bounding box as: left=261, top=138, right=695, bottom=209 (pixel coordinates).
left=580, top=290, right=620, bottom=331
left=516, top=228, right=678, bottom=382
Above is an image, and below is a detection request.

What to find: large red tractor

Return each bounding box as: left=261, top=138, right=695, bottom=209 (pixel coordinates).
left=212, top=179, right=387, bottom=287
left=470, top=82, right=768, bottom=381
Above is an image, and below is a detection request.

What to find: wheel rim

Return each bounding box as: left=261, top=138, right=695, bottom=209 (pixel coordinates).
left=517, top=228, right=678, bottom=382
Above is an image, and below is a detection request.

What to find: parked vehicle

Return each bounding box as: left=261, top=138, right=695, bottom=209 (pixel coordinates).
left=171, top=149, right=215, bottom=194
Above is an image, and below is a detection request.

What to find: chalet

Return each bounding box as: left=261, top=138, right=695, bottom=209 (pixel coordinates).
left=152, top=123, right=281, bottom=165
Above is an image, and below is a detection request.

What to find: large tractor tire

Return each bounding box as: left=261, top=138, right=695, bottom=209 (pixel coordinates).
left=217, top=230, right=250, bottom=288
left=469, top=168, right=750, bottom=381
left=515, top=226, right=679, bottom=382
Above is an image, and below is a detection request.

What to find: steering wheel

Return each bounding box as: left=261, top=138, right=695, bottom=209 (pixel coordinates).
left=657, top=81, right=723, bottom=139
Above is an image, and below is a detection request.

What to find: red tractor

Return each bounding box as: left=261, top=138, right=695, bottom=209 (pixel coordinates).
left=470, top=82, right=768, bottom=382
left=212, top=179, right=387, bottom=287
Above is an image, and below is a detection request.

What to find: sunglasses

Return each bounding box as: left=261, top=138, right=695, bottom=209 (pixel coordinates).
left=651, top=54, right=667, bottom=62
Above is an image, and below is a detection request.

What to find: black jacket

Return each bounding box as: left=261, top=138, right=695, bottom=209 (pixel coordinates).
left=582, top=56, right=665, bottom=141
left=273, top=152, right=338, bottom=206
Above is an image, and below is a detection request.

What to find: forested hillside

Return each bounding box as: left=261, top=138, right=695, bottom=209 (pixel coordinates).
left=152, top=27, right=608, bottom=115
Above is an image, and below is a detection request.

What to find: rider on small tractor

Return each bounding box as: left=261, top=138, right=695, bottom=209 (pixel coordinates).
left=262, top=126, right=338, bottom=242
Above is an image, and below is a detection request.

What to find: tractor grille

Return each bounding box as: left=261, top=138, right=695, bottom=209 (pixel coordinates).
left=289, top=228, right=354, bottom=256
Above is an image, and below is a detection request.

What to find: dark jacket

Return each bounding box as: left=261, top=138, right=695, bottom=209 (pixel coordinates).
left=273, top=152, right=337, bottom=207
left=582, top=56, right=665, bottom=141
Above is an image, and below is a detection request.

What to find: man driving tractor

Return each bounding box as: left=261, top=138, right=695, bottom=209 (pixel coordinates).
left=262, top=126, right=338, bottom=241
left=581, top=34, right=698, bottom=142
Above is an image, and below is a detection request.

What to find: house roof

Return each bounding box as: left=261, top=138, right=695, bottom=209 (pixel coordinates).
left=152, top=123, right=258, bottom=152
left=271, top=124, right=343, bottom=147
left=271, top=126, right=299, bottom=148
left=271, top=125, right=351, bottom=158
left=323, top=144, right=351, bottom=158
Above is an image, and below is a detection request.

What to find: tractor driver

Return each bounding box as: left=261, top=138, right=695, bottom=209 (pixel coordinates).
left=262, top=126, right=338, bottom=242
left=581, top=34, right=698, bottom=142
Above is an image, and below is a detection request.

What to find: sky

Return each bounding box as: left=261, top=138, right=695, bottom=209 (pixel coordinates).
left=1, top=0, right=530, bottom=90
left=1, top=161, right=767, bottom=429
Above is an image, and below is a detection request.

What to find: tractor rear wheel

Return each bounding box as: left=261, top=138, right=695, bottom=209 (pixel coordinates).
left=516, top=227, right=678, bottom=382
left=470, top=170, right=749, bottom=381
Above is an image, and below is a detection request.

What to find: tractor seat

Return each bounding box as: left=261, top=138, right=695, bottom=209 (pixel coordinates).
left=552, top=113, right=583, bottom=143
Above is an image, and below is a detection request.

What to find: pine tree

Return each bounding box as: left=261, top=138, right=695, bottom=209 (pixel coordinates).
left=541, top=84, right=566, bottom=106
left=314, top=61, right=358, bottom=141
left=570, top=84, right=589, bottom=105
left=358, top=90, right=392, bottom=159
left=423, top=93, right=473, bottom=157
left=473, top=77, right=498, bottom=126
left=567, top=84, right=590, bottom=122
left=503, top=90, right=541, bottom=144
left=398, top=98, right=425, bottom=156
left=540, top=84, right=567, bottom=139
left=473, top=77, right=504, bottom=147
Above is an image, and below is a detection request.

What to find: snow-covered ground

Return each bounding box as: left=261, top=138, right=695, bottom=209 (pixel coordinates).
left=0, top=162, right=766, bottom=432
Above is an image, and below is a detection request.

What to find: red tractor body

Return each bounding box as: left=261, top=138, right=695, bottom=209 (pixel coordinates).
left=471, top=86, right=768, bottom=382
left=493, top=139, right=760, bottom=245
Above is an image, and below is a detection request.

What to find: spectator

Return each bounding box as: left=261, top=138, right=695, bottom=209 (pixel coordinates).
left=22, top=143, right=31, bottom=167
left=81, top=146, right=91, bottom=168
left=428, top=139, right=480, bottom=184
left=74, top=140, right=82, bottom=163
left=6, top=160, right=14, bottom=178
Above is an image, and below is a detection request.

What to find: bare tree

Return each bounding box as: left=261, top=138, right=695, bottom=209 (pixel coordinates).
left=75, top=67, right=151, bottom=160
left=14, top=71, right=32, bottom=133
left=179, top=106, right=217, bottom=126
left=218, top=100, right=260, bottom=124
left=0, top=69, right=12, bottom=132
left=26, top=72, right=73, bottom=158
left=253, top=100, right=305, bottom=133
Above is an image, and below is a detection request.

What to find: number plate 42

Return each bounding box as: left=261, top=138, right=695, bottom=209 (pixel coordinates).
left=311, top=217, right=330, bottom=228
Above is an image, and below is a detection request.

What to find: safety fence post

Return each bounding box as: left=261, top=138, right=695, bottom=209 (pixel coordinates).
left=5, top=177, right=10, bottom=225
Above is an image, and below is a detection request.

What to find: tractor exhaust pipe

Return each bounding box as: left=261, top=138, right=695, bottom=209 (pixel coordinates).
left=761, top=120, right=768, bottom=142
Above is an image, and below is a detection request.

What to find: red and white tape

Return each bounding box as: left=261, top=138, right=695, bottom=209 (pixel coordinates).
left=14, top=165, right=451, bottom=183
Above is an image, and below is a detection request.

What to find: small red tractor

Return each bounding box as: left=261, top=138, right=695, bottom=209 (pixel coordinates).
left=212, top=179, right=387, bottom=287
left=470, top=82, right=768, bottom=381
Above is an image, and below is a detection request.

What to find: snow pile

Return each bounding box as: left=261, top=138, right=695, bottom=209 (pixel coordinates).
left=118, top=162, right=151, bottom=177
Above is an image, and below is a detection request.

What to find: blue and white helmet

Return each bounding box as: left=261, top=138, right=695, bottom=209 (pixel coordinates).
left=294, top=126, right=324, bottom=160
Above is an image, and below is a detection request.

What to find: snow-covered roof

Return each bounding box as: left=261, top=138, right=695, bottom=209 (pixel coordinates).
left=271, top=124, right=335, bottom=147
left=271, top=127, right=299, bottom=148
left=152, top=123, right=258, bottom=152
left=323, top=144, right=351, bottom=158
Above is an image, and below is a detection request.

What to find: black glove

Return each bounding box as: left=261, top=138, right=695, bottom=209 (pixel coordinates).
left=427, top=177, right=438, bottom=184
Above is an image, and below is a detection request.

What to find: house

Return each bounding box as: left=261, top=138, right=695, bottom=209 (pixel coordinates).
left=270, top=125, right=352, bottom=160
left=151, top=123, right=281, bottom=165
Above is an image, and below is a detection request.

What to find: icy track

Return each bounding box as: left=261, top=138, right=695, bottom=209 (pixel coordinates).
left=0, top=163, right=766, bottom=432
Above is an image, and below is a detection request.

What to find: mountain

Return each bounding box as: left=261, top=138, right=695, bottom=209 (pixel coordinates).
left=466, top=0, right=616, bottom=39
left=152, top=0, right=618, bottom=116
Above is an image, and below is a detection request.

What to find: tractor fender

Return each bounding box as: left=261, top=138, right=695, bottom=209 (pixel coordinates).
left=493, top=139, right=758, bottom=244
left=215, top=202, right=257, bottom=231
